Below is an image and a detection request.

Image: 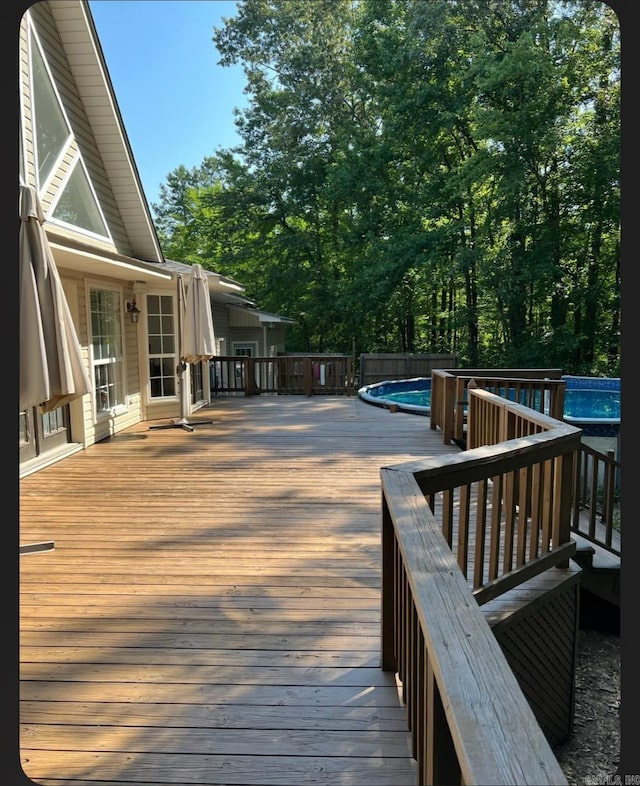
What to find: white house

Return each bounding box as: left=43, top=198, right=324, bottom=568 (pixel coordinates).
left=18, top=0, right=292, bottom=478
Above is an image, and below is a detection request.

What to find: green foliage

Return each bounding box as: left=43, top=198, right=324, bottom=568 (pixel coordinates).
left=153, top=0, right=620, bottom=375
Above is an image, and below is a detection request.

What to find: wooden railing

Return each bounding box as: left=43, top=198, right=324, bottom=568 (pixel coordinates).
left=210, top=355, right=356, bottom=397
left=466, top=380, right=621, bottom=558
left=430, top=368, right=565, bottom=445
left=573, top=443, right=621, bottom=556
left=380, top=388, right=580, bottom=784
left=466, top=382, right=567, bottom=447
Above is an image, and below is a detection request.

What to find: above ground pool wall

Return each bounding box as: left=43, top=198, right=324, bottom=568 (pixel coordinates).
left=359, top=373, right=621, bottom=456
left=561, top=377, right=621, bottom=502
left=358, top=377, right=433, bottom=415
left=562, top=375, right=620, bottom=392
left=562, top=375, right=621, bottom=441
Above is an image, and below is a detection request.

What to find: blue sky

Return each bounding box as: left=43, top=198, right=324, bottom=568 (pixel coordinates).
left=89, top=0, right=248, bottom=210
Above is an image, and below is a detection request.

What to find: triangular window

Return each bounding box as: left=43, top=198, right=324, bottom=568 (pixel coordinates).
left=27, top=14, right=111, bottom=242
left=29, top=23, right=72, bottom=189
left=51, top=158, right=111, bottom=239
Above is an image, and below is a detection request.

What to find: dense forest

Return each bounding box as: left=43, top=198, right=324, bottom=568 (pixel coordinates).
left=151, top=0, right=620, bottom=375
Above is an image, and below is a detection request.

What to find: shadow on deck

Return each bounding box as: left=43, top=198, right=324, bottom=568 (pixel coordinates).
left=18, top=394, right=588, bottom=785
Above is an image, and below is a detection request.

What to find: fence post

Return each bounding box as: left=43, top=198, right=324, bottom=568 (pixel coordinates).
left=245, top=358, right=258, bottom=396
left=304, top=357, right=313, bottom=396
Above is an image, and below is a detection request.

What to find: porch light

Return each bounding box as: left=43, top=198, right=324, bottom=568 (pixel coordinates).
left=126, top=297, right=141, bottom=324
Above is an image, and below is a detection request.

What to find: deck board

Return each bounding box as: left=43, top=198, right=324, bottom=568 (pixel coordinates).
left=19, top=395, right=578, bottom=784
left=21, top=396, right=446, bottom=786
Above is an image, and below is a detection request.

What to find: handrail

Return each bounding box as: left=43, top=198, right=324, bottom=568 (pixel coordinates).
left=381, top=467, right=569, bottom=785
left=395, top=397, right=580, bottom=602
left=466, top=383, right=568, bottom=447
left=210, top=354, right=356, bottom=396
left=380, top=388, right=580, bottom=783
left=573, top=443, right=621, bottom=556
left=467, top=387, right=621, bottom=557
left=431, top=368, right=565, bottom=444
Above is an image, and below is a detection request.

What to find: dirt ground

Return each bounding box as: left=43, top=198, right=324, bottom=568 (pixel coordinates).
left=552, top=597, right=621, bottom=786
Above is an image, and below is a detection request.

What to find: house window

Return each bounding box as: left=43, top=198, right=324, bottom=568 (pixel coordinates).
left=147, top=294, right=177, bottom=398
left=28, top=21, right=72, bottom=189
left=89, top=287, right=126, bottom=415
left=27, top=13, right=111, bottom=241
left=50, top=158, right=111, bottom=239
left=42, top=407, right=66, bottom=437
left=233, top=342, right=257, bottom=357
left=232, top=343, right=258, bottom=386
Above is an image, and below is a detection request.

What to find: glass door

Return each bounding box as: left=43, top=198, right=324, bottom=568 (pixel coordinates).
left=190, top=360, right=205, bottom=404
left=19, top=405, right=70, bottom=464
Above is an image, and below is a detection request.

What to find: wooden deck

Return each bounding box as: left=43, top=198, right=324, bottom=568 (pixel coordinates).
left=20, top=395, right=461, bottom=786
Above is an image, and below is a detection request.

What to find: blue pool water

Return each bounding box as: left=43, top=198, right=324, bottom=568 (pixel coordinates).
left=358, top=375, right=620, bottom=436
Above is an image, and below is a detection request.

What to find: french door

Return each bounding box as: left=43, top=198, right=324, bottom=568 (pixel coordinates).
left=19, top=405, right=70, bottom=463
left=190, top=360, right=205, bottom=404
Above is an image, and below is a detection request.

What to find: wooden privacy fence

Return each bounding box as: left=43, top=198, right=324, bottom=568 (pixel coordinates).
left=210, top=354, right=356, bottom=396
left=359, top=353, right=457, bottom=387
left=430, top=368, right=565, bottom=445
left=380, top=388, right=581, bottom=784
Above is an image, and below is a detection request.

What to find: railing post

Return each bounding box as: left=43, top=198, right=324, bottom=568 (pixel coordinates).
left=466, top=379, right=478, bottom=447
left=553, top=448, right=577, bottom=566
left=381, top=493, right=396, bottom=672
left=426, top=658, right=461, bottom=786
left=603, top=449, right=615, bottom=542
left=499, top=399, right=509, bottom=443
left=430, top=372, right=441, bottom=431
left=454, top=377, right=467, bottom=443
left=443, top=375, right=456, bottom=444
left=303, top=357, right=313, bottom=396
left=245, top=357, right=258, bottom=396
left=552, top=380, right=566, bottom=421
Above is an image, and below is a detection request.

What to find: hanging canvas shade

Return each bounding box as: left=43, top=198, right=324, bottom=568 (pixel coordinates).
left=19, top=184, right=91, bottom=556
left=182, top=263, right=216, bottom=363
left=19, top=184, right=91, bottom=414
left=149, top=264, right=216, bottom=432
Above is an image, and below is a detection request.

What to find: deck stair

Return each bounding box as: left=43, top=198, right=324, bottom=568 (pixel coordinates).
left=571, top=534, right=620, bottom=607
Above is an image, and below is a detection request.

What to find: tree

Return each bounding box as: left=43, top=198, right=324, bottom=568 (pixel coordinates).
left=154, top=0, right=620, bottom=374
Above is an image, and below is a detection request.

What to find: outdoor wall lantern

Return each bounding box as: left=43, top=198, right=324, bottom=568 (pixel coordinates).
left=126, top=297, right=141, bottom=324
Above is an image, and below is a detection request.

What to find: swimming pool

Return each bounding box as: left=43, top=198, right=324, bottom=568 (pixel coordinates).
left=358, top=374, right=621, bottom=436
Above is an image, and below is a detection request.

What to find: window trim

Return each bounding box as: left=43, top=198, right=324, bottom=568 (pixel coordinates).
left=47, top=155, right=113, bottom=243
left=145, top=291, right=180, bottom=402
left=26, top=14, right=74, bottom=196
left=232, top=341, right=259, bottom=357
left=25, top=12, right=113, bottom=244
left=87, top=282, right=128, bottom=421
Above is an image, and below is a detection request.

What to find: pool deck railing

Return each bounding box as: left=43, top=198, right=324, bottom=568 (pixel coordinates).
left=430, top=369, right=566, bottom=446
left=380, top=386, right=581, bottom=783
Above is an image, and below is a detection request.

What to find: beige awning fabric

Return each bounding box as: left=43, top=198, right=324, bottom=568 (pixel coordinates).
left=19, top=185, right=91, bottom=413
left=181, top=264, right=216, bottom=363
